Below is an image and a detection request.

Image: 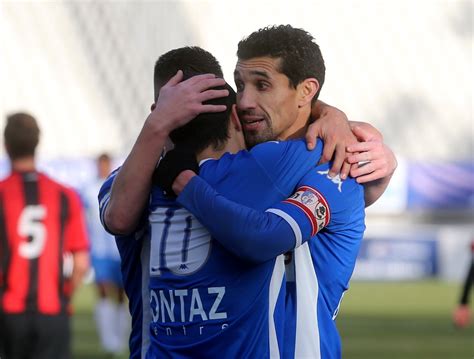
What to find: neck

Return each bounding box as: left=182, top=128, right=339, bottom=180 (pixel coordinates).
left=11, top=157, right=36, bottom=172
left=278, top=108, right=311, bottom=141
left=196, top=138, right=244, bottom=163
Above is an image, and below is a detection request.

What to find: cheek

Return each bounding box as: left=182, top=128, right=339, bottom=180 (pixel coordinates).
left=274, top=96, right=298, bottom=124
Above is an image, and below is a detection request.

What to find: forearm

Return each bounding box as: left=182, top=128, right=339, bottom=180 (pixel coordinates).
left=363, top=175, right=393, bottom=207
left=307, top=100, right=354, bottom=177
left=105, top=71, right=228, bottom=234
left=346, top=123, right=397, bottom=206
left=105, top=120, right=169, bottom=234
left=177, top=176, right=299, bottom=263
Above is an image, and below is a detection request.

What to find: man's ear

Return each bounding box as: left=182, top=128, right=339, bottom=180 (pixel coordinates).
left=298, top=78, right=319, bottom=108
left=230, top=104, right=242, bottom=132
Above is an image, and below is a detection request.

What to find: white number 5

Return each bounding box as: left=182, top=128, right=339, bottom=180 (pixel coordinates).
left=18, top=205, right=47, bottom=259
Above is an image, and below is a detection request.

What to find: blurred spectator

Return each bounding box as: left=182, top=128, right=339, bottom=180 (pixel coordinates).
left=82, top=153, right=129, bottom=355
left=0, top=112, right=89, bottom=359
left=452, top=240, right=474, bottom=328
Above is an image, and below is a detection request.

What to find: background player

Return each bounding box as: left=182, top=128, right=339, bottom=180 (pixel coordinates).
left=82, top=153, right=129, bottom=355
left=0, top=112, right=89, bottom=359
left=452, top=239, right=474, bottom=328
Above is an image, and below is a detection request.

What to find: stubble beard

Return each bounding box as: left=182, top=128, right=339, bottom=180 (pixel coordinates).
left=243, top=125, right=274, bottom=149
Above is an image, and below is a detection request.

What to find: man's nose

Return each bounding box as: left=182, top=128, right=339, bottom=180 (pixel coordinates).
left=237, top=89, right=256, bottom=110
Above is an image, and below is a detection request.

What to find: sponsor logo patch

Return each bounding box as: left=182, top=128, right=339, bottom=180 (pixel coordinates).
left=317, top=169, right=343, bottom=192
left=283, top=186, right=330, bottom=236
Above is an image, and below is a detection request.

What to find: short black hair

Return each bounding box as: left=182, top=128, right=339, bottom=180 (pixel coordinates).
left=153, top=47, right=234, bottom=154
left=4, top=112, right=40, bottom=160
left=154, top=46, right=223, bottom=102
left=237, top=25, right=325, bottom=102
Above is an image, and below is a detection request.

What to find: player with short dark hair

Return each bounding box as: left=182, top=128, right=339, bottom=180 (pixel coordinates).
left=0, top=112, right=89, bottom=359
left=99, top=47, right=230, bottom=358
left=237, top=24, right=325, bottom=102
left=3, top=113, right=40, bottom=159
left=234, top=25, right=326, bottom=150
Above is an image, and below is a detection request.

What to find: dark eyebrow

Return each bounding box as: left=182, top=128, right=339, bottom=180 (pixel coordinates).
left=250, top=70, right=270, bottom=79
left=233, top=69, right=270, bottom=79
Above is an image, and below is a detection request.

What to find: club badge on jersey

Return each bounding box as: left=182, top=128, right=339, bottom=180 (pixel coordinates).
left=283, top=186, right=330, bottom=236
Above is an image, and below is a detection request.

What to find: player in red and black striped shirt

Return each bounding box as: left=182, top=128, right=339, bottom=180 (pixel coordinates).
left=0, top=113, right=90, bottom=359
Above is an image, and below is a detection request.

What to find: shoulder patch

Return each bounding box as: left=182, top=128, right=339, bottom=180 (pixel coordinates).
left=316, top=169, right=343, bottom=192
left=283, top=186, right=330, bottom=236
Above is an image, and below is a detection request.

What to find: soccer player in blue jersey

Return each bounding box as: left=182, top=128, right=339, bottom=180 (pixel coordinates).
left=99, top=47, right=232, bottom=359
left=146, top=92, right=325, bottom=357
left=100, top=42, right=396, bottom=357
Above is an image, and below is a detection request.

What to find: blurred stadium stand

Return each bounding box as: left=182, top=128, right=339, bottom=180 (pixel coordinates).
left=0, top=1, right=472, bottom=281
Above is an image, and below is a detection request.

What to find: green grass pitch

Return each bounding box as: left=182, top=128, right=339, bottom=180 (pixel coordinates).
left=72, top=280, right=473, bottom=358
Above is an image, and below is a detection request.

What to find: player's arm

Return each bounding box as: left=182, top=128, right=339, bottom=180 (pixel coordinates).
left=153, top=139, right=324, bottom=262
left=306, top=100, right=356, bottom=178
left=65, top=189, right=90, bottom=293
left=346, top=122, right=397, bottom=206
left=71, top=250, right=89, bottom=292
left=174, top=172, right=314, bottom=263
left=104, top=72, right=228, bottom=235
left=307, top=102, right=396, bottom=207
left=270, top=162, right=365, bottom=244
left=98, top=169, right=119, bottom=234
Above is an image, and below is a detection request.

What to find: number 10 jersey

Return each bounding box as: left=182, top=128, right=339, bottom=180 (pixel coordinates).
left=146, top=139, right=322, bottom=358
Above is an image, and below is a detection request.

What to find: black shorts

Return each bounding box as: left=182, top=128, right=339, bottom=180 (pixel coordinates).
left=0, top=311, right=5, bottom=359
left=2, top=312, right=70, bottom=359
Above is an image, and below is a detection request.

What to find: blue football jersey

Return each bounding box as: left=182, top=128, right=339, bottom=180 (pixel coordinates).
left=146, top=139, right=323, bottom=358
left=270, top=163, right=366, bottom=359
left=172, top=161, right=366, bottom=358
left=99, top=169, right=151, bottom=359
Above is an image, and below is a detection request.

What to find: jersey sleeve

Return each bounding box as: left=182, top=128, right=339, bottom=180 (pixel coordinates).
left=176, top=176, right=314, bottom=263
left=64, top=189, right=89, bottom=253
left=250, top=139, right=323, bottom=194
left=269, top=162, right=365, bottom=236
left=98, top=168, right=119, bottom=234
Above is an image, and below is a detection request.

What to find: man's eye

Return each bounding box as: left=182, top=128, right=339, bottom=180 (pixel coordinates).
left=235, top=81, right=244, bottom=92
left=257, top=81, right=269, bottom=90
